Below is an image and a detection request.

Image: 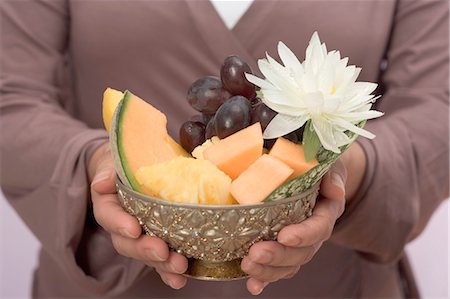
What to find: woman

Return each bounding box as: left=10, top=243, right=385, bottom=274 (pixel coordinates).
left=1, top=0, right=448, bottom=297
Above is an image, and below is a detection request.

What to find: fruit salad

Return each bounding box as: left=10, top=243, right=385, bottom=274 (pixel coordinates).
left=104, top=32, right=382, bottom=206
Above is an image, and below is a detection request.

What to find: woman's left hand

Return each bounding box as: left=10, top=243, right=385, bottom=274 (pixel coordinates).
left=241, top=159, right=348, bottom=295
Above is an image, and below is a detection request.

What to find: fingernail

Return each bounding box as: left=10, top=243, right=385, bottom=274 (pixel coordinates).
left=171, top=263, right=186, bottom=274
left=254, top=282, right=269, bottom=295
left=166, top=279, right=176, bottom=289
left=144, top=249, right=165, bottom=262
left=278, top=235, right=301, bottom=246
left=91, top=168, right=113, bottom=186
left=331, top=172, right=345, bottom=191
left=118, top=228, right=138, bottom=239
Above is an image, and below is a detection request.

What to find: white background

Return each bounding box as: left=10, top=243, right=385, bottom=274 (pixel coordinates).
left=0, top=192, right=448, bottom=298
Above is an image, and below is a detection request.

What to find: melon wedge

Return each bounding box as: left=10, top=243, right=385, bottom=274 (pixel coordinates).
left=103, top=88, right=124, bottom=132
left=230, top=154, right=294, bottom=205
left=109, top=90, right=189, bottom=191
left=102, top=88, right=186, bottom=155
left=203, top=123, right=263, bottom=179
left=269, top=137, right=318, bottom=178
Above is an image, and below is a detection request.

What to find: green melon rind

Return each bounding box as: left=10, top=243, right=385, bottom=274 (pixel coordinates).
left=109, top=90, right=142, bottom=192
left=264, top=120, right=366, bottom=202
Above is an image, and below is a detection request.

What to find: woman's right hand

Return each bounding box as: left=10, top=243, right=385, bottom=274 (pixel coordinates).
left=88, top=143, right=188, bottom=289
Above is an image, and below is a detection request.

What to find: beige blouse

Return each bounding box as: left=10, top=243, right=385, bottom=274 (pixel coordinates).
left=1, top=0, right=448, bottom=298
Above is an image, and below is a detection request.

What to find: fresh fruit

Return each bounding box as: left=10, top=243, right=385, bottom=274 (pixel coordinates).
left=203, top=122, right=263, bottom=179
left=179, top=121, right=206, bottom=153
left=103, top=88, right=186, bottom=157
left=220, top=55, right=256, bottom=99
left=192, top=136, right=220, bottom=160
left=251, top=101, right=276, bottom=130
left=187, top=76, right=231, bottom=114
left=205, top=115, right=217, bottom=139
left=109, top=90, right=189, bottom=191
left=102, top=88, right=125, bottom=132
left=189, top=114, right=204, bottom=124
left=230, top=154, right=294, bottom=204
left=295, top=125, right=305, bottom=141
left=269, top=137, right=318, bottom=178
left=264, top=131, right=298, bottom=150
left=214, top=96, right=252, bottom=139
left=203, top=113, right=214, bottom=125
left=135, top=157, right=235, bottom=205
left=189, top=113, right=213, bottom=126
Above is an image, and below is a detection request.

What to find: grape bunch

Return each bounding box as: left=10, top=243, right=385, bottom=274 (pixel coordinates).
left=180, top=55, right=303, bottom=153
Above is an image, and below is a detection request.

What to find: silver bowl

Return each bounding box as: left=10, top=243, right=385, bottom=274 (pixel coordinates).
left=116, top=179, right=320, bottom=281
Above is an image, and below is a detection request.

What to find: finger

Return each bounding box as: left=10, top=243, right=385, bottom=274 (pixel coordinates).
left=247, top=241, right=317, bottom=267
left=92, top=192, right=142, bottom=238
left=152, top=251, right=188, bottom=274
left=320, top=159, right=347, bottom=216
left=241, top=258, right=297, bottom=283
left=277, top=197, right=340, bottom=247
left=246, top=278, right=269, bottom=296
left=91, top=148, right=116, bottom=194
left=111, top=234, right=169, bottom=263
left=156, top=269, right=188, bottom=290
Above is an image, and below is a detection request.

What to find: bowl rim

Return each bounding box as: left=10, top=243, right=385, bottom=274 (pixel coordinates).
left=116, top=177, right=320, bottom=210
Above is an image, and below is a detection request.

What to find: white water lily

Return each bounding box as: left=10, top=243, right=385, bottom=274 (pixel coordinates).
left=245, top=32, right=383, bottom=154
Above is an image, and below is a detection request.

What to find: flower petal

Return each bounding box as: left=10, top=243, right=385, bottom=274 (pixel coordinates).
left=262, top=89, right=305, bottom=109
left=258, top=59, right=298, bottom=95
left=311, top=118, right=340, bottom=153
left=277, top=41, right=304, bottom=81
left=245, top=73, right=276, bottom=90
left=333, top=129, right=352, bottom=147
left=338, top=110, right=384, bottom=122
left=262, top=99, right=304, bottom=116
left=263, top=113, right=308, bottom=139
left=266, top=52, right=291, bottom=78
left=333, top=118, right=376, bottom=139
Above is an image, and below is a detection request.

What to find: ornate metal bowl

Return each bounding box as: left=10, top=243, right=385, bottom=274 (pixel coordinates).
left=116, top=180, right=320, bottom=281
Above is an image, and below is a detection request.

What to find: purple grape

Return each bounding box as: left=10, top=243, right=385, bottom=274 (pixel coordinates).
left=220, top=56, right=256, bottom=100
left=179, top=121, right=206, bottom=153
left=251, top=102, right=277, bottom=130
left=187, top=76, right=231, bottom=114
left=189, top=113, right=214, bottom=126
left=264, top=139, right=277, bottom=150
left=205, top=116, right=217, bottom=139
left=283, top=131, right=299, bottom=143
left=202, top=113, right=214, bottom=125
left=214, top=96, right=252, bottom=139
left=296, top=125, right=305, bottom=142
left=189, top=114, right=204, bottom=124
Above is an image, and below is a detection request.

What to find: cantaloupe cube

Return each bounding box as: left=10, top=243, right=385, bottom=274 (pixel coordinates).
left=269, top=137, right=318, bottom=178
left=230, top=154, right=294, bottom=204
left=203, top=123, right=263, bottom=179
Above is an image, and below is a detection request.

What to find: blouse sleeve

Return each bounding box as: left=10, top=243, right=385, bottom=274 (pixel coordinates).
left=332, top=0, right=449, bottom=264
left=0, top=1, right=147, bottom=295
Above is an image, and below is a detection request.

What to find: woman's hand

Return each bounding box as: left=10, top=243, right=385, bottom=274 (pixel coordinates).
left=88, top=143, right=188, bottom=290
left=242, top=142, right=366, bottom=295
left=241, top=160, right=347, bottom=295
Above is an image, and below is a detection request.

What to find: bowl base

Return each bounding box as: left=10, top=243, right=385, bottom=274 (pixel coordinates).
left=184, top=258, right=248, bottom=281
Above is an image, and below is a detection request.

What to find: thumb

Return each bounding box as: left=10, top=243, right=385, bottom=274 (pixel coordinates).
left=320, top=159, right=347, bottom=201
left=91, top=154, right=116, bottom=194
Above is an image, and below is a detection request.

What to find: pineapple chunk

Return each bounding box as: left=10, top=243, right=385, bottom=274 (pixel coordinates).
left=192, top=136, right=220, bottom=160
left=135, top=157, right=235, bottom=205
